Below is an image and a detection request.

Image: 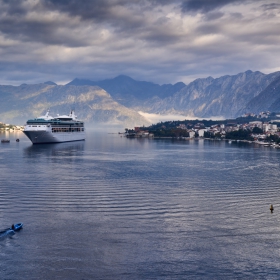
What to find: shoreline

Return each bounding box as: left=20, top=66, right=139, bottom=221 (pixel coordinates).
left=127, top=136, right=279, bottom=148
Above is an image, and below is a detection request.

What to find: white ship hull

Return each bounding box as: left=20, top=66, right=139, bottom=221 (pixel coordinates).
left=24, top=130, right=85, bottom=144
left=24, top=123, right=85, bottom=144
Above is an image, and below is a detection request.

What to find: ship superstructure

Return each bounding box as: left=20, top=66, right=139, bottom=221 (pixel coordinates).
left=23, top=110, right=85, bottom=144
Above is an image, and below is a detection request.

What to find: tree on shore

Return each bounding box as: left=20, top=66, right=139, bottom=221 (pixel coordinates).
left=252, top=127, right=263, bottom=134
left=225, top=129, right=253, bottom=141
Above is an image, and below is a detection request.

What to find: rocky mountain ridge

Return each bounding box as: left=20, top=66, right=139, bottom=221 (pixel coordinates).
left=66, top=70, right=280, bottom=119
left=67, top=75, right=186, bottom=108
left=241, top=75, right=280, bottom=115
left=147, top=70, right=280, bottom=118
left=1, top=70, right=280, bottom=126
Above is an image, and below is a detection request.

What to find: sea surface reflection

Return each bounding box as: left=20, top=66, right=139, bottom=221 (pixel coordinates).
left=23, top=141, right=85, bottom=158
left=1, top=131, right=280, bottom=279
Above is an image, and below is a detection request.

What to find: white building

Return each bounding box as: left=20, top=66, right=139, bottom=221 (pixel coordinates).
left=189, top=131, right=195, bottom=138
left=198, top=129, right=206, bottom=137
left=263, top=123, right=278, bottom=133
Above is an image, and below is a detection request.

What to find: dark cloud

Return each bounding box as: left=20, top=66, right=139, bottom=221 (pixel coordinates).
left=228, top=12, right=243, bottom=19
left=204, top=11, right=224, bottom=21
left=181, top=0, right=244, bottom=13
left=0, top=0, right=158, bottom=47
left=0, top=17, right=88, bottom=47
left=261, top=3, right=280, bottom=10
left=0, top=0, right=110, bottom=47
left=43, top=0, right=127, bottom=21
left=195, top=23, right=222, bottom=35
left=1, top=0, right=30, bottom=16
left=0, top=0, right=279, bottom=86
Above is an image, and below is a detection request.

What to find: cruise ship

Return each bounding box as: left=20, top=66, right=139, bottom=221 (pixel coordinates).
left=23, top=110, right=85, bottom=144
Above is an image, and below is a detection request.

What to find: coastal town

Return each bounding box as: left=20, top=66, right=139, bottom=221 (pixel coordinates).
left=123, top=111, right=280, bottom=147
left=0, top=122, right=24, bottom=131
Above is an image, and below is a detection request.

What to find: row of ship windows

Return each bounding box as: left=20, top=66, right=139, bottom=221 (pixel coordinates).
left=52, top=128, right=84, bottom=132
left=29, top=124, right=83, bottom=127
left=27, top=123, right=84, bottom=127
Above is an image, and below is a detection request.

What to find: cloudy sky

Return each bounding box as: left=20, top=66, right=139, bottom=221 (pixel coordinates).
left=0, top=0, right=280, bottom=85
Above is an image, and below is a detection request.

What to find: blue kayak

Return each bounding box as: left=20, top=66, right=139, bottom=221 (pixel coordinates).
left=11, top=223, right=23, bottom=231
left=0, top=223, right=23, bottom=237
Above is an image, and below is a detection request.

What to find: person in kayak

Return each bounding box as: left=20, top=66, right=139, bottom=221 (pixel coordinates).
left=11, top=224, right=15, bottom=230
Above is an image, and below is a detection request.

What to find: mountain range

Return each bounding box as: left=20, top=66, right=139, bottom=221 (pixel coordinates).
left=1, top=70, right=280, bottom=126
left=0, top=83, right=150, bottom=127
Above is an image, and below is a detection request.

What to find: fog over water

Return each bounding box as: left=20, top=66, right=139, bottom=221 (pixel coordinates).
left=1, top=130, right=280, bottom=279
left=138, top=111, right=226, bottom=123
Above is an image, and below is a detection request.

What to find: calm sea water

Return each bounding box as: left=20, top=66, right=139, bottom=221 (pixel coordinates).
left=1, top=130, right=280, bottom=279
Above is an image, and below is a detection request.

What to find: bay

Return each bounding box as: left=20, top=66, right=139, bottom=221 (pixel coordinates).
left=1, top=130, right=280, bottom=279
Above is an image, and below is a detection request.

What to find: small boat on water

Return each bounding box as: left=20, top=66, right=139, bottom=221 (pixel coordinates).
left=11, top=223, right=23, bottom=231
left=0, top=223, right=23, bottom=237
left=1, top=139, right=10, bottom=143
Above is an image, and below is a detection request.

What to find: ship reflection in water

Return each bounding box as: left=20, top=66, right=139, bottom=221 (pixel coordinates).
left=23, top=141, right=85, bottom=158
